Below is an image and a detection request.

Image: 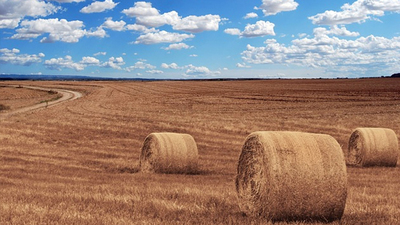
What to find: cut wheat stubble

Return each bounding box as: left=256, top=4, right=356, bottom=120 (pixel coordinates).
left=139, top=132, right=199, bottom=174
left=347, top=127, right=399, bottom=167
left=236, top=131, right=347, bottom=222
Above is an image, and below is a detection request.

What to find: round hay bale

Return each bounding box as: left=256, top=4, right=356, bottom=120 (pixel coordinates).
left=140, top=132, right=199, bottom=173
left=347, top=127, right=399, bottom=167
left=236, top=131, right=347, bottom=222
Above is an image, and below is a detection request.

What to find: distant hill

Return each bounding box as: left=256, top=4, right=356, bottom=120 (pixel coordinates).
left=392, top=73, right=400, bottom=78
left=0, top=74, right=155, bottom=81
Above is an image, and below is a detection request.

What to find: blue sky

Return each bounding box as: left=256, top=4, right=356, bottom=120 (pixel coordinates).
left=1, top=0, right=400, bottom=79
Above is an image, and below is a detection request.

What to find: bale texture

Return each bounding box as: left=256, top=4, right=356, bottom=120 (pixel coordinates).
left=140, top=132, right=198, bottom=173
left=347, top=127, right=399, bottom=167
left=236, top=131, right=347, bottom=222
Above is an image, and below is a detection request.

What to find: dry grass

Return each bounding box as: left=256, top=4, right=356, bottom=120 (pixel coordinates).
left=236, top=131, right=347, bottom=222
left=140, top=132, right=199, bottom=173
left=1, top=78, right=400, bottom=224
left=347, top=128, right=399, bottom=167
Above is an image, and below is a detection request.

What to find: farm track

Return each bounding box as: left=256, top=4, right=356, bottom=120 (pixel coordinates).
left=0, top=85, right=83, bottom=120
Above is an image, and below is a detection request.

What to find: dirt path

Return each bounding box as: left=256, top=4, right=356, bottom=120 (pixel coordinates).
left=0, top=85, right=83, bottom=120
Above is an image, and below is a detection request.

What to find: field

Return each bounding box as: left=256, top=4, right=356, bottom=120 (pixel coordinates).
left=0, top=78, right=399, bottom=224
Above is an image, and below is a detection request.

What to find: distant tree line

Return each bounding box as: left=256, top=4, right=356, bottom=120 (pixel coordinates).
left=392, top=73, right=400, bottom=78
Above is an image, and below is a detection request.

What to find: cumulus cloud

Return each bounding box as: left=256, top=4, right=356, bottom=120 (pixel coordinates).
left=224, top=28, right=241, bottom=36
left=136, top=11, right=180, bottom=27
left=173, top=14, right=221, bottom=33
left=313, top=25, right=360, bottom=37
left=256, top=0, right=299, bottom=16
left=122, top=1, right=159, bottom=17
left=0, top=48, right=44, bottom=66
left=134, top=30, right=194, bottom=44
left=241, top=33, right=400, bottom=76
left=126, top=24, right=158, bottom=33
left=101, top=56, right=125, bottom=70
left=44, top=55, right=85, bottom=71
left=225, top=21, right=275, bottom=38
left=244, top=12, right=258, bottom=19
left=101, top=18, right=126, bottom=31
left=80, top=0, right=119, bottom=14
left=162, top=43, right=193, bottom=50
left=122, top=1, right=222, bottom=33
left=11, top=18, right=86, bottom=43
left=86, top=27, right=107, bottom=38
left=80, top=56, right=100, bottom=65
left=0, top=0, right=60, bottom=29
left=49, top=0, right=85, bottom=2
left=309, top=0, right=400, bottom=25
left=161, top=62, right=182, bottom=69
left=94, top=52, right=107, bottom=56
left=184, top=64, right=220, bottom=76
left=125, top=61, right=156, bottom=72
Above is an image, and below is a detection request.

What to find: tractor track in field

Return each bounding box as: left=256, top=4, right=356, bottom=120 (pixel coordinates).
left=0, top=85, right=83, bottom=120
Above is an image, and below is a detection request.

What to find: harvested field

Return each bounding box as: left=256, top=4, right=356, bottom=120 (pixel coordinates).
left=0, top=78, right=400, bottom=224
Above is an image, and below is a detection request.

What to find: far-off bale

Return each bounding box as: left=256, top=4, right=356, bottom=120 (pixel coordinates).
left=140, top=132, right=199, bottom=173
left=236, top=131, right=347, bottom=222
left=347, top=127, right=399, bottom=167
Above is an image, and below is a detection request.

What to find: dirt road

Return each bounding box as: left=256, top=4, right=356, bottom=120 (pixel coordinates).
left=0, top=85, right=83, bottom=120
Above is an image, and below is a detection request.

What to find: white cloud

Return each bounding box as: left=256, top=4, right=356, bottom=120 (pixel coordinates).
left=122, top=2, right=222, bottom=33
left=80, top=56, right=100, bottom=65
left=173, top=14, right=221, bottom=33
left=257, top=0, right=299, bottom=16
left=241, top=33, right=400, bottom=77
left=125, top=61, right=156, bottom=72
left=161, top=62, right=182, bottom=69
left=244, top=12, right=258, bottom=19
left=102, top=56, right=125, bottom=70
left=242, top=20, right=275, bottom=37
left=136, top=11, right=180, bottom=27
left=185, top=64, right=212, bottom=75
left=0, top=48, right=44, bottom=66
left=126, top=24, right=158, bottom=33
left=224, top=28, right=241, bottom=36
left=44, top=55, right=85, bottom=71
left=313, top=25, right=360, bottom=37
left=236, top=62, right=251, bottom=68
left=49, top=0, right=85, bottom=3
left=162, top=43, right=193, bottom=50
left=101, top=18, right=126, bottom=31
left=86, top=27, right=107, bottom=38
left=11, top=18, right=86, bottom=43
left=190, top=54, right=198, bottom=57
left=0, top=0, right=60, bottom=29
left=309, top=0, right=400, bottom=25
left=94, top=52, right=107, bottom=56
left=226, top=21, right=275, bottom=38
left=134, top=30, right=194, bottom=44
left=122, top=1, right=159, bottom=17
left=80, top=0, right=118, bottom=13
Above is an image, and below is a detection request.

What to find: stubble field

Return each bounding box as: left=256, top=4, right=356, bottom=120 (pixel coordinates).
left=0, top=78, right=399, bottom=224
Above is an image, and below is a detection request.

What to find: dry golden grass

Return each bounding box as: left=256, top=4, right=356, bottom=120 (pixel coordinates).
left=1, top=78, right=400, bottom=224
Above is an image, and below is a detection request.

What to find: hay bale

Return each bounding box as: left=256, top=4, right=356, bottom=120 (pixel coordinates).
left=347, top=127, right=399, bottom=167
left=236, top=131, right=347, bottom=222
left=139, top=132, right=198, bottom=173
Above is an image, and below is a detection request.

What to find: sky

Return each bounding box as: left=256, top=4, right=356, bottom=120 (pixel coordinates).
left=1, top=0, right=400, bottom=79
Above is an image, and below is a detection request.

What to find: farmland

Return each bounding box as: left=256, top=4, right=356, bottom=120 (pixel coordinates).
left=0, top=78, right=399, bottom=224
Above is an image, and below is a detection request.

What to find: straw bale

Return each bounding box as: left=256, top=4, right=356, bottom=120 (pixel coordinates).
left=236, top=131, right=347, bottom=222
left=140, top=132, right=198, bottom=173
